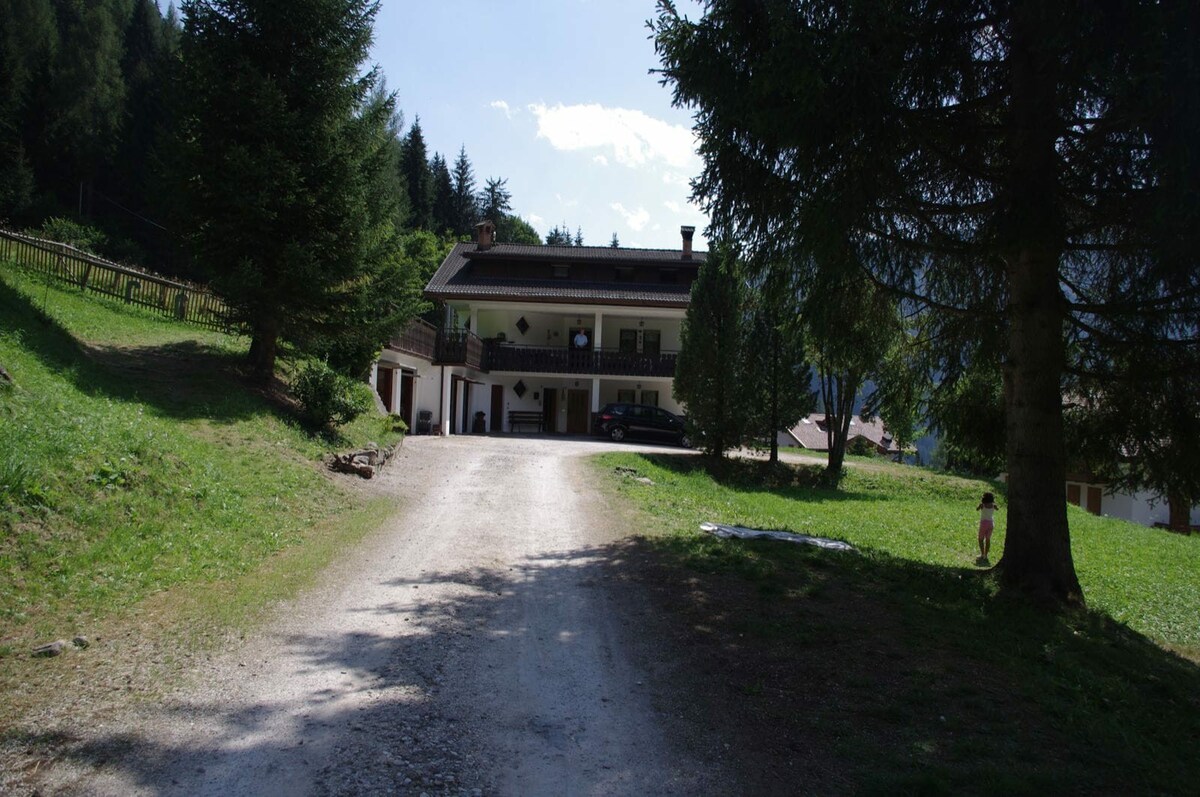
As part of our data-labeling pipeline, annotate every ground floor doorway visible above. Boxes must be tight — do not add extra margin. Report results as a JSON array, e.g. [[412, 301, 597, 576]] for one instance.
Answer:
[[566, 389, 590, 434]]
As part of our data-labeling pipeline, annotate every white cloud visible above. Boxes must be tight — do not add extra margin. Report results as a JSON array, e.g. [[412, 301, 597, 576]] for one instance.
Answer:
[[528, 213, 544, 225], [662, 171, 691, 187], [611, 202, 650, 232], [593, 155, 609, 167], [663, 200, 681, 214], [555, 193, 580, 208], [489, 100, 514, 119], [529, 102, 699, 171]]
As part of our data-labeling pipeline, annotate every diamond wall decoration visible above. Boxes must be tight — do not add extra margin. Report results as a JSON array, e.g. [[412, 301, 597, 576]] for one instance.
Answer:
[[515, 316, 530, 335], [513, 380, 527, 398]]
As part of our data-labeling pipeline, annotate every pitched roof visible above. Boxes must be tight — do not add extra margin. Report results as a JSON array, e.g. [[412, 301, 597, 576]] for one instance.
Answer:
[[425, 242, 706, 308], [781, 414, 900, 453]]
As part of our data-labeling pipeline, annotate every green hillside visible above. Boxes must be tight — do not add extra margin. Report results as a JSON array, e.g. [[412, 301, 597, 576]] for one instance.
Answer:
[[597, 452, 1200, 793], [0, 265, 398, 657]]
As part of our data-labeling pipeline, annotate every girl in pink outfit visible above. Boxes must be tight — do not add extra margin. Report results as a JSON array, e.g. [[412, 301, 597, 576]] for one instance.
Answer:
[[976, 492, 998, 565]]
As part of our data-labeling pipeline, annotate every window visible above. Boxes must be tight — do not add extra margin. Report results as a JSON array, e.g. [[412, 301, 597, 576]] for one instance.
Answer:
[[619, 329, 638, 353], [642, 330, 661, 356], [659, 268, 678, 284], [552, 264, 569, 279], [640, 390, 659, 407], [616, 389, 636, 404], [615, 266, 634, 282]]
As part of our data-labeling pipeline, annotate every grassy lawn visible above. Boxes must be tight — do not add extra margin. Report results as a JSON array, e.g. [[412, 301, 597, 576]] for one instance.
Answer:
[[0, 265, 400, 706], [596, 451, 1200, 794]]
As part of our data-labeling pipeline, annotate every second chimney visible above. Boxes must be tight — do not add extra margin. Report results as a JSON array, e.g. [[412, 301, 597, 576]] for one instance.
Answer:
[[681, 225, 695, 259]]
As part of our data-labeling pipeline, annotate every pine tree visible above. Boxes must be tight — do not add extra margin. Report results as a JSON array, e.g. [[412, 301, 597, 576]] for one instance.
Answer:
[[545, 223, 571, 246], [429, 151, 453, 233], [673, 242, 747, 458], [742, 264, 814, 463], [179, 0, 408, 381], [573, 226, 583, 247], [654, 1, 1200, 603], [477, 176, 511, 225], [0, 0, 56, 221], [48, 0, 129, 217], [609, 232, 619, 248], [400, 116, 432, 229], [448, 144, 477, 235]]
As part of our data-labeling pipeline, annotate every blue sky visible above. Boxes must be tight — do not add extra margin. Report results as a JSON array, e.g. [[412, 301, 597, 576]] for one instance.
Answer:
[[370, 1, 708, 250]]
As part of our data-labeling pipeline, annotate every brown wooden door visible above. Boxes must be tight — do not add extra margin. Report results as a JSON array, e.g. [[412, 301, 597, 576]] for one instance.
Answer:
[[399, 372, 414, 428], [566, 389, 589, 434], [1066, 484, 1081, 506], [376, 367, 395, 411], [490, 385, 503, 432], [449, 378, 459, 434], [543, 388, 557, 433], [1086, 486, 1102, 515]]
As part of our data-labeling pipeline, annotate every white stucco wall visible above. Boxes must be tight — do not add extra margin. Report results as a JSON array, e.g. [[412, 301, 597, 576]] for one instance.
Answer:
[[1067, 481, 1200, 528]]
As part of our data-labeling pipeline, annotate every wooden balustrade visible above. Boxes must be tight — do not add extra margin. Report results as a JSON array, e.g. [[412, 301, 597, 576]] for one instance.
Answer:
[[391, 322, 678, 378], [389, 318, 438, 359], [486, 343, 677, 377]]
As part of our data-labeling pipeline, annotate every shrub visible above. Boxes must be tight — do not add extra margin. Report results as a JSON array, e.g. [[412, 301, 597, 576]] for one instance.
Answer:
[[293, 360, 372, 429], [848, 436, 879, 457], [33, 217, 108, 255]]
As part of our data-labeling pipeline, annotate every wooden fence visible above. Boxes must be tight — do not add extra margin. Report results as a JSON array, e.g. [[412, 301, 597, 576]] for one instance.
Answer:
[[0, 228, 231, 331]]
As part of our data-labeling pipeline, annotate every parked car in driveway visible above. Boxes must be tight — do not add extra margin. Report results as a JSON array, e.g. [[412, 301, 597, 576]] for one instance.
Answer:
[[593, 403, 693, 447]]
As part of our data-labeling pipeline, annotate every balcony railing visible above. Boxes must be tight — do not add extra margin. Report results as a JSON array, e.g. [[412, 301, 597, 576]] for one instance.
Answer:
[[437, 328, 486, 370], [389, 318, 438, 360], [486, 343, 677, 377], [388, 320, 678, 378]]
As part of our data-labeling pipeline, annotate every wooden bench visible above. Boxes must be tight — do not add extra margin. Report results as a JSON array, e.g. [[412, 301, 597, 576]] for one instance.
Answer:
[[507, 410, 545, 433]]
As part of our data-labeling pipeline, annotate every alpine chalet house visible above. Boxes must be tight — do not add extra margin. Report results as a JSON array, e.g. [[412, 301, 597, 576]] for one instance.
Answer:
[[371, 222, 703, 436]]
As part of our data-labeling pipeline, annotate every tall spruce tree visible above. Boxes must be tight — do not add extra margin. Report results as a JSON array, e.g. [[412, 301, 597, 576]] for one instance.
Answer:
[[46, 0, 128, 218], [654, 1, 1200, 604], [429, 151, 453, 233], [743, 264, 814, 463], [0, 0, 56, 221], [400, 116, 432, 229], [179, 0, 405, 381], [448, 144, 476, 235], [477, 176, 511, 226], [673, 242, 747, 458]]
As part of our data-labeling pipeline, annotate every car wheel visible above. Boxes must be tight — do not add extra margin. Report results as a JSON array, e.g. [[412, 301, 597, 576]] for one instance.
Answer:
[[679, 433, 692, 448], [609, 425, 627, 442]]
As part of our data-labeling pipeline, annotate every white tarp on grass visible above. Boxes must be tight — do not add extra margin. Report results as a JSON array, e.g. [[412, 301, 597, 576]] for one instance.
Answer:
[[699, 522, 857, 553]]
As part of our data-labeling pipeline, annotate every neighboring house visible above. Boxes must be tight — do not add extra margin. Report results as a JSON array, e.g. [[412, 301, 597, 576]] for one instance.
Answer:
[[371, 221, 702, 436], [1063, 473, 1200, 529], [777, 413, 902, 456]]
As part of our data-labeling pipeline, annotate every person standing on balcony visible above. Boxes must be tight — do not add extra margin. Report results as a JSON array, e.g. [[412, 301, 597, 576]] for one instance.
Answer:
[[573, 328, 589, 349]]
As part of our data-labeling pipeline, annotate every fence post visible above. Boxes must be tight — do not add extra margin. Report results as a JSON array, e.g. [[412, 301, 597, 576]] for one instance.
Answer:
[[125, 279, 140, 304], [175, 291, 189, 320]]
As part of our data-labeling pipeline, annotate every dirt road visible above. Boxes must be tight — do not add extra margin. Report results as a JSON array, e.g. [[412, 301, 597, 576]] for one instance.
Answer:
[[28, 435, 727, 796]]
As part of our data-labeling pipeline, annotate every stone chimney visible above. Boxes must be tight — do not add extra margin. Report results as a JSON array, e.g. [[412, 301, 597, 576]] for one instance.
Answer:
[[680, 225, 695, 259], [474, 220, 496, 250]]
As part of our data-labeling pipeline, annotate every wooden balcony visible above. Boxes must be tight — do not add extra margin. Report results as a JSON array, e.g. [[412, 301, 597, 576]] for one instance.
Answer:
[[389, 320, 678, 377], [436, 328, 486, 370], [486, 343, 677, 377], [389, 318, 438, 360]]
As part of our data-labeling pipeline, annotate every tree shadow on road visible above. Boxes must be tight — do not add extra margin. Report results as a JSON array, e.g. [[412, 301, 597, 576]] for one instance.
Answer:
[[6, 534, 1200, 796]]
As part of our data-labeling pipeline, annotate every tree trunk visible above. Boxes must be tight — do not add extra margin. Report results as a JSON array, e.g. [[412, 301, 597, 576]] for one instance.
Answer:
[[821, 370, 855, 483], [248, 316, 279, 383], [769, 325, 779, 463], [995, 3, 1083, 605], [1167, 492, 1192, 534]]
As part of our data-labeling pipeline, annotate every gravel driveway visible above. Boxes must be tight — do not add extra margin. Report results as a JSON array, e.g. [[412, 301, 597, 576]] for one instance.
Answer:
[[31, 435, 727, 796]]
